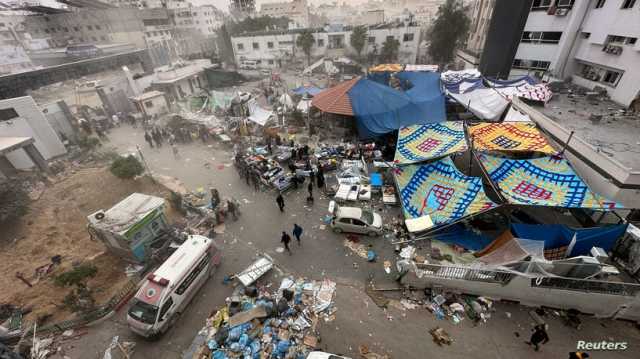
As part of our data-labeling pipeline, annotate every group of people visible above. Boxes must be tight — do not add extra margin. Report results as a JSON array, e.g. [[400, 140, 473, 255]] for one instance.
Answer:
[[279, 223, 304, 255]]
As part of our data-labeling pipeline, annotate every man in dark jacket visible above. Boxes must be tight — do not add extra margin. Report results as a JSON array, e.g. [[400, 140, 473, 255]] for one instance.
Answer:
[[526, 324, 549, 351], [280, 231, 292, 255], [276, 193, 285, 212], [292, 224, 303, 245]]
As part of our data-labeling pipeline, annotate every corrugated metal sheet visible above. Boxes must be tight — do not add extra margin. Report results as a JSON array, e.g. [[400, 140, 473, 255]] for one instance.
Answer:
[[311, 77, 359, 116]]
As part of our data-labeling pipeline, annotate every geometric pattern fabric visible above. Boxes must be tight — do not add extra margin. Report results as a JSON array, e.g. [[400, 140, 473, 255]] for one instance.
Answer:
[[469, 122, 555, 154], [477, 153, 619, 209], [394, 157, 498, 226], [394, 122, 468, 165]]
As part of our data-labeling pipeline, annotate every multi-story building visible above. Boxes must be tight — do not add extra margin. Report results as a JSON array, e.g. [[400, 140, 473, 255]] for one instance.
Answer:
[[461, 0, 640, 107], [0, 11, 34, 74], [259, 0, 310, 28], [230, 22, 421, 68]]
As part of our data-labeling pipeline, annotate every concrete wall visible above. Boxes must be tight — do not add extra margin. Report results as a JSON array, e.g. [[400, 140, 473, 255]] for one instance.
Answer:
[[402, 270, 640, 321], [41, 101, 76, 140], [0, 96, 66, 169], [138, 95, 168, 117]]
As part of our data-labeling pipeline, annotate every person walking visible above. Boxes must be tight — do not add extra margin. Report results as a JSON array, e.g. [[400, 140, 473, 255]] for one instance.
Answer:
[[280, 231, 292, 255], [276, 193, 285, 212], [171, 143, 179, 158], [292, 224, 303, 246], [144, 131, 154, 148], [526, 324, 549, 351], [227, 199, 238, 221], [307, 181, 313, 197]]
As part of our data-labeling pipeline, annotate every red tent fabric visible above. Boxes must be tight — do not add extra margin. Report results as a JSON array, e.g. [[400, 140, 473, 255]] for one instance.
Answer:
[[310, 77, 360, 116]]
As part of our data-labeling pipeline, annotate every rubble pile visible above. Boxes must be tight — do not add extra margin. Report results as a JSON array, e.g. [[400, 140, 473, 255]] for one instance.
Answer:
[[186, 277, 337, 359]]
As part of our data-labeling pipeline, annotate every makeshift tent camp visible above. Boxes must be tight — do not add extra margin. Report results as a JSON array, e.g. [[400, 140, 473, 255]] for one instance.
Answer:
[[478, 153, 620, 209], [246, 99, 273, 126], [503, 105, 532, 122], [313, 73, 446, 138], [394, 122, 468, 165], [468, 122, 555, 154], [394, 156, 497, 227], [348, 77, 445, 138], [477, 237, 546, 266], [486, 76, 553, 103], [441, 69, 481, 83], [511, 223, 628, 257], [444, 78, 509, 121]]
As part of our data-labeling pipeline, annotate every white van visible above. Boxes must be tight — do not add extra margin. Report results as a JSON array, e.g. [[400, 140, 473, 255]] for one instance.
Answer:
[[127, 235, 221, 338]]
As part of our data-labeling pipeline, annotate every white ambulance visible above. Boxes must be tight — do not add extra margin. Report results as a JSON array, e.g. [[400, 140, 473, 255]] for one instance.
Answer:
[[127, 235, 221, 338]]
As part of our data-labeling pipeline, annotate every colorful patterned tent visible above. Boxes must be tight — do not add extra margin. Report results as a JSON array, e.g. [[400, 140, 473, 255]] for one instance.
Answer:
[[478, 153, 619, 209], [369, 64, 404, 72], [394, 122, 468, 164], [394, 157, 498, 226], [469, 122, 556, 154]]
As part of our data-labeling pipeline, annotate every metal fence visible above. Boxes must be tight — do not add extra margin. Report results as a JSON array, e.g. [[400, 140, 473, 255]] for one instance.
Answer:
[[414, 263, 515, 285]]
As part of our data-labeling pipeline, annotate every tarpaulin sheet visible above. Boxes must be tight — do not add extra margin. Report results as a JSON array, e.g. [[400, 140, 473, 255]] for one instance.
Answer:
[[394, 156, 497, 226], [504, 106, 531, 122], [487, 76, 552, 103], [431, 224, 493, 251], [468, 122, 555, 154], [395, 71, 446, 123], [291, 85, 323, 96], [477, 238, 545, 265], [394, 122, 467, 165], [210, 90, 233, 109], [246, 99, 273, 126], [369, 64, 404, 72], [478, 153, 620, 209], [348, 78, 426, 138], [441, 69, 481, 84], [445, 78, 509, 121], [511, 223, 628, 256]]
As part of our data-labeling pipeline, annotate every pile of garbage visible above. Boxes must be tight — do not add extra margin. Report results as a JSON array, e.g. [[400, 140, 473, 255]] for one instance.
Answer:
[[185, 277, 337, 359]]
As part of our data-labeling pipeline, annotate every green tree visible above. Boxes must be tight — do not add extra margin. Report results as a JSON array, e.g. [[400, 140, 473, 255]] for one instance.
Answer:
[[428, 0, 470, 66], [110, 155, 144, 179], [296, 30, 315, 66], [380, 37, 400, 63], [350, 26, 368, 60], [0, 181, 29, 224], [216, 24, 235, 65]]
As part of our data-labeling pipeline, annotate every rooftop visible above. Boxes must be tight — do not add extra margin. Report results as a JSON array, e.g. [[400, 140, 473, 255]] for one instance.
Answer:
[[89, 193, 165, 234], [540, 88, 640, 170]]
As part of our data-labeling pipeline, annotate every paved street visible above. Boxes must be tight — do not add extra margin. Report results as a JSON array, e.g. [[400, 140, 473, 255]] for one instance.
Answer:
[[55, 125, 640, 359]]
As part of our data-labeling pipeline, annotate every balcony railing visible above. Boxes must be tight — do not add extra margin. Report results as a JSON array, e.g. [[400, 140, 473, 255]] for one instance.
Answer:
[[602, 44, 623, 55], [415, 263, 515, 285]]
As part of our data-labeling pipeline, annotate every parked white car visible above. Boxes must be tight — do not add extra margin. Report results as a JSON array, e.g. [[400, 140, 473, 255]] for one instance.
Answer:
[[307, 351, 351, 359], [329, 201, 383, 236]]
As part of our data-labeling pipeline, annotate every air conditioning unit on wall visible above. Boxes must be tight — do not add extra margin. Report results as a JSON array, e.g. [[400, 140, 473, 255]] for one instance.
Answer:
[[555, 8, 569, 16]]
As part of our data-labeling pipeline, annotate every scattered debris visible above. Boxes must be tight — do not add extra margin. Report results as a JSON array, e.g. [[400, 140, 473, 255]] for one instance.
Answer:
[[429, 327, 452, 346]]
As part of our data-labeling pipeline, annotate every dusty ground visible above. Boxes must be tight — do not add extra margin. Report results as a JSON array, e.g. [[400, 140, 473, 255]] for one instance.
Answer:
[[0, 166, 173, 325]]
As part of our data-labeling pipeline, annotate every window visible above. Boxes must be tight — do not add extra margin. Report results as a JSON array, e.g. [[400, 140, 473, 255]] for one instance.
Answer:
[[627, 37, 638, 45], [595, 0, 606, 8], [368, 36, 375, 44], [386, 35, 394, 42], [0, 108, 19, 122], [91, 36, 97, 42], [556, 0, 575, 7], [252, 42, 259, 49], [403, 33, 414, 42], [328, 34, 344, 49], [621, 0, 636, 9], [63, 27, 69, 32], [339, 218, 351, 224], [581, 32, 591, 39], [512, 59, 551, 70], [159, 297, 173, 319], [352, 219, 365, 226], [95, 25, 101, 30], [73, 26, 79, 31], [317, 39, 324, 47], [608, 35, 626, 43], [531, 0, 552, 10], [100, 36, 106, 41], [175, 256, 210, 295], [268, 59, 274, 65], [87, 25, 93, 30], [44, 29, 50, 34], [267, 41, 274, 49], [144, 101, 154, 108], [603, 70, 620, 85], [521, 31, 562, 44]]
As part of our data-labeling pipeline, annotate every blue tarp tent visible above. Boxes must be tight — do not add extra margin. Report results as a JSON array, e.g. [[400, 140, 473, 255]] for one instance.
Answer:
[[432, 224, 493, 251], [511, 223, 628, 256], [395, 71, 446, 123], [291, 86, 323, 96], [348, 76, 445, 138]]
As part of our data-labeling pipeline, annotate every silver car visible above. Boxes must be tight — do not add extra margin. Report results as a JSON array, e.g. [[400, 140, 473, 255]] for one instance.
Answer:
[[329, 201, 383, 236]]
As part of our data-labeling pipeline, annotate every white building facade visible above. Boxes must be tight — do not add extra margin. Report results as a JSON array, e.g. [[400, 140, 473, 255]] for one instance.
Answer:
[[231, 23, 421, 68], [260, 0, 310, 28]]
